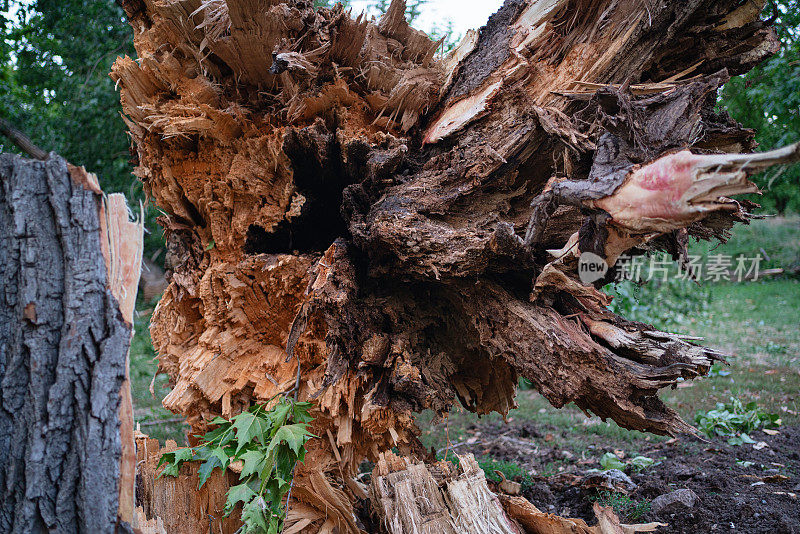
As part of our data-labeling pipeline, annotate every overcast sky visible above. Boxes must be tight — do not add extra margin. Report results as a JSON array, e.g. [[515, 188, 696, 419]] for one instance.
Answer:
[[347, 0, 504, 39]]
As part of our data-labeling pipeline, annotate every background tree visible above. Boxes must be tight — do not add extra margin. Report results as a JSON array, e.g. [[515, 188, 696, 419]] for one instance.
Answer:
[[0, 0, 163, 254], [719, 1, 800, 213]]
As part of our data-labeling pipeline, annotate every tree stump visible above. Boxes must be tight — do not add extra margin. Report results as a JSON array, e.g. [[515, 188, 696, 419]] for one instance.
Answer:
[[0, 154, 142, 532]]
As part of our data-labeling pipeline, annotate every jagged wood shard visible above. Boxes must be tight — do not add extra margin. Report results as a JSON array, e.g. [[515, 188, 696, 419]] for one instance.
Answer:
[[111, 0, 793, 531]]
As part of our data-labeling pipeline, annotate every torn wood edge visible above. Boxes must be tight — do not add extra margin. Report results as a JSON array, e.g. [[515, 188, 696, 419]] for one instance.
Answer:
[[100, 189, 144, 527], [66, 163, 144, 527], [370, 452, 519, 534]]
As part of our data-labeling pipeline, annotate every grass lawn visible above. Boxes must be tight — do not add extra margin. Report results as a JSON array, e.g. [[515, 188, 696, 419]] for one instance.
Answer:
[[130, 217, 800, 452], [669, 279, 800, 423], [130, 300, 189, 443]]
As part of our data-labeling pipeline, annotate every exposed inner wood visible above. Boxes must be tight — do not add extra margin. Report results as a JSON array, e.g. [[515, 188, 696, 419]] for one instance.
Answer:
[[370, 452, 519, 534], [111, 0, 789, 531], [100, 190, 145, 528]]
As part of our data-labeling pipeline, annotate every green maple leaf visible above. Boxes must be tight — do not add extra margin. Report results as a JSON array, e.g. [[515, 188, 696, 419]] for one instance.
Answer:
[[268, 515, 280, 534], [156, 451, 175, 469], [259, 451, 276, 482], [197, 459, 219, 488], [269, 401, 293, 431], [292, 402, 314, 424], [273, 445, 295, 483], [197, 447, 229, 488], [201, 424, 234, 447], [239, 450, 267, 478], [174, 447, 195, 462], [233, 412, 270, 452], [158, 462, 181, 478], [241, 498, 269, 532], [224, 482, 257, 515], [156, 448, 195, 478], [192, 444, 213, 461], [161, 399, 317, 533], [296, 445, 307, 464], [269, 423, 313, 456], [273, 475, 290, 494], [261, 477, 283, 509], [212, 446, 230, 469]]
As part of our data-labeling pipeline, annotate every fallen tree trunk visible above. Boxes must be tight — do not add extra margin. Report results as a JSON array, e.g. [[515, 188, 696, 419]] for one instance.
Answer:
[[110, 0, 797, 531], [0, 154, 143, 532]]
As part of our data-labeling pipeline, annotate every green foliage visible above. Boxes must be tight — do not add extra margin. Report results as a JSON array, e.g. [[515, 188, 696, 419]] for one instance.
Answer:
[[598, 452, 625, 471], [719, 1, 800, 214], [407, 0, 425, 21], [593, 491, 651, 521], [599, 452, 655, 473], [605, 276, 711, 331], [627, 455, 655, 472], [707, 362, 731, 378], [0, 0, 164, 259], [315, 0, 425, 22], [690, 217, 800, 272], [158, 398, 316, 534], [313, 0, 350, 8], [365, 0, 426, 20], [518, 377, 534, 390], [695, 397, 781, 446], [428, 19, 460, 56], [331, 0, 460, 53]]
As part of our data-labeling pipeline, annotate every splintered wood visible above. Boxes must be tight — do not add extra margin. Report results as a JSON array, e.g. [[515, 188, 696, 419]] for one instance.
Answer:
[[501, 496, 665, 534], [96, 179, 145, 528], [112, 0, 792, 531], [370, 453, 665, 534], [371, 453, 518, 534]]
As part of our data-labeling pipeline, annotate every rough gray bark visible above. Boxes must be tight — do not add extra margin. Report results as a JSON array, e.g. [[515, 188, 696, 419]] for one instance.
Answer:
[[0, 154, 131, 533]]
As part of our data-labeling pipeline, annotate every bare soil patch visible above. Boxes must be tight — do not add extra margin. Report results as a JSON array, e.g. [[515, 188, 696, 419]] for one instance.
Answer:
[[455, 421, 800, 533]]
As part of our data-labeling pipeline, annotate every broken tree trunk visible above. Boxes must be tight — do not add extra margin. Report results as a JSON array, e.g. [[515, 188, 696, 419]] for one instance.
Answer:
[[0, 154, 143, 532], [111, 0, 798, 531]]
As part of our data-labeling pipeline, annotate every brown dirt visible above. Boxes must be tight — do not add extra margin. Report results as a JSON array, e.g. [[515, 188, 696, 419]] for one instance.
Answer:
[[455, 422, 800, 534]]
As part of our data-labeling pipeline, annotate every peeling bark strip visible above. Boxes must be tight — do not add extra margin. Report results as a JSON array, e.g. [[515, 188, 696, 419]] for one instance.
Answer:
[[112, 0, 794, 531], [0, 154, 138, 533]]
